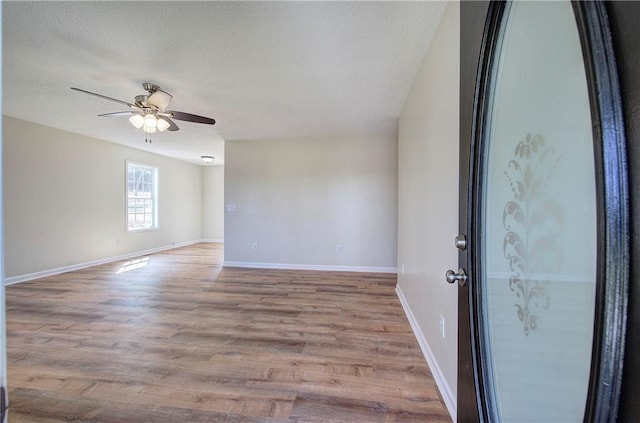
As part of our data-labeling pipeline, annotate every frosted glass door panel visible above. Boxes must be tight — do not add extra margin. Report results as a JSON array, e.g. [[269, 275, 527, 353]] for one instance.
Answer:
[[480, 1, 597, 421]]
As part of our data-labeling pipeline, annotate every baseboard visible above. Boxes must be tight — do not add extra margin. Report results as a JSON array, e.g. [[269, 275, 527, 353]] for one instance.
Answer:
[[223, 261, 397, 274], [5, 239, 204, 285], [199, 238, 224, 243], [396, 285, 457, 421]]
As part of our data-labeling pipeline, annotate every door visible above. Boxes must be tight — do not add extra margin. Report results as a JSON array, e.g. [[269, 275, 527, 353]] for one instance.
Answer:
[[457, 1, 635, 421]]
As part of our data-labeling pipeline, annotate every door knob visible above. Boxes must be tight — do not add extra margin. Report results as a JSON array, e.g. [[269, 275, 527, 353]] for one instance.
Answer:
[[445, 268, 468, 286]]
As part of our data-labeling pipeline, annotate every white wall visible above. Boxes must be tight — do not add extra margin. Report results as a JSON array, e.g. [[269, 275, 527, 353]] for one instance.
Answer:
[[202, 165, 224, 241], [224, 137, 397, 271], [3, 116, 203, 278], [397, 1, 459, 418]]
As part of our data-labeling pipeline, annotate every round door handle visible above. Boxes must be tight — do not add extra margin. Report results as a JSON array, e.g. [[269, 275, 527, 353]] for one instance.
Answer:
[[445, 268, 468, 286]]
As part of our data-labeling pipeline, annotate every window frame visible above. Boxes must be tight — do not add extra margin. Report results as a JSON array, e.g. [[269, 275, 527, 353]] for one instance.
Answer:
[[125, 160, 159, 233]]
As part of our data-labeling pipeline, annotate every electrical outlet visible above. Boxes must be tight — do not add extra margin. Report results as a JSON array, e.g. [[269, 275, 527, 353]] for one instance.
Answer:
[[401, 264, 405, 276], [439, 315, 446, 338], [336, 244, 343, 254], [252, 242, 258, 251]]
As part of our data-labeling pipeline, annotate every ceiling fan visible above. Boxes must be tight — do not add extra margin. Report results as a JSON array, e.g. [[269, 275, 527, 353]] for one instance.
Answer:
[[71, 83, 216, 141]]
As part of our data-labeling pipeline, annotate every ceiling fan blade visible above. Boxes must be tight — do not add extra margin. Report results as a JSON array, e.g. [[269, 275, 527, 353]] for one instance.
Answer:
[[165, 110, 216, 125], [147, 90, 173, 110], [161, 117, 180, 131], [98, 111, 136, 117], [71, 87, 135, 108]]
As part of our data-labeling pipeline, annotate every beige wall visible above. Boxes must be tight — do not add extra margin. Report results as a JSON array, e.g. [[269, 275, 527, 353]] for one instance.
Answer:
[[224, 137, 397, 270], [397, 1, 459, 417], [202, 165, 224, 241], [3, 116, 203, 278], [0, 115, 6, 395]]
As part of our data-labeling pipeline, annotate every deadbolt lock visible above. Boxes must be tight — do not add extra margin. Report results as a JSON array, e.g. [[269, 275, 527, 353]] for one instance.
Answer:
[[454, 234, 467, 250]]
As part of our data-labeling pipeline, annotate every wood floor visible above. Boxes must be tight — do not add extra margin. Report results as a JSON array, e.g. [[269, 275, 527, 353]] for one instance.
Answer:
[[5, 243, 450, 422]]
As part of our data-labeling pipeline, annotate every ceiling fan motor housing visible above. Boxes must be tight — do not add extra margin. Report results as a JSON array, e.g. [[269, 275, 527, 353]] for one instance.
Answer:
[[135, 95, 149, 108], [142, 83, 160, 94]]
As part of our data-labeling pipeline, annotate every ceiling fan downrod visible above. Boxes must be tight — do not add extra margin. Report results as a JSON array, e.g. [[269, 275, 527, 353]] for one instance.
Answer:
[[142, 82, 160, 94]]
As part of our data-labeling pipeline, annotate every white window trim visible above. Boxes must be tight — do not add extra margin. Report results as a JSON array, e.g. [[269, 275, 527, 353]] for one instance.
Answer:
[[125, 160, 159, 233]]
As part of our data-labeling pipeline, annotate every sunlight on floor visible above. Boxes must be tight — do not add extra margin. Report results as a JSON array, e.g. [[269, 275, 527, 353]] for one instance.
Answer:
[[116, 257, 149, 274]]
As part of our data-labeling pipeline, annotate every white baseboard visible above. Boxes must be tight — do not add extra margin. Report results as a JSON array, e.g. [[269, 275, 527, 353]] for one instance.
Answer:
[[199, 238, 224, 243], [396, 285, 457, 421], [5, 239, 207, 285], [223, 261, 397, 274]]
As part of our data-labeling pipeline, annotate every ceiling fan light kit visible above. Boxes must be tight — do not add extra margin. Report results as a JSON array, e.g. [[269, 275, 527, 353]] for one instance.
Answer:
[[128, 114, 144, 129], [143, 114, 157, 129], [156, 118, 170, 132], [71, 83, 216, 142]]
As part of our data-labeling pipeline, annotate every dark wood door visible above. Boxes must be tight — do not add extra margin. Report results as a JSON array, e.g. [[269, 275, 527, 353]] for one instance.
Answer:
[[458, 2, 489, 422], [458, 1, 638, 421]]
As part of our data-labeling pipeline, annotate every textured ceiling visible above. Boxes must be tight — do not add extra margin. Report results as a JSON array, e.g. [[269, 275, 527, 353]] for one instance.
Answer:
[[3, 1, 446, 165]]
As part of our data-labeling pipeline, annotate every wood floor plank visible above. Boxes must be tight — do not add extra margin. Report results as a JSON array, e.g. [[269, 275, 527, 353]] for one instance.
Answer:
[[6, 243, 451, 422]]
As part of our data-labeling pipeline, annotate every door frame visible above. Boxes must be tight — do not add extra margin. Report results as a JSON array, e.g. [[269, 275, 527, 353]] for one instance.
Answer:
[[458, 1, 630, 421], [606, 2, 640, 420]]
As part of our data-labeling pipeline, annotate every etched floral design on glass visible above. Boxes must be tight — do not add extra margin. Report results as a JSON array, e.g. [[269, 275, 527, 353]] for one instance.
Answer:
[[503, 134, 563, 335]]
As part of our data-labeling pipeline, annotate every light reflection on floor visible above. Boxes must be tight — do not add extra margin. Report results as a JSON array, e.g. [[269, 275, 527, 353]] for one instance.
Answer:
[[116, 257, 149, 274]]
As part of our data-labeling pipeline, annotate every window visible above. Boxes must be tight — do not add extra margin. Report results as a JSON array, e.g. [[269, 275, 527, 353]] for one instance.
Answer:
[[126, 161, 158, 232]]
